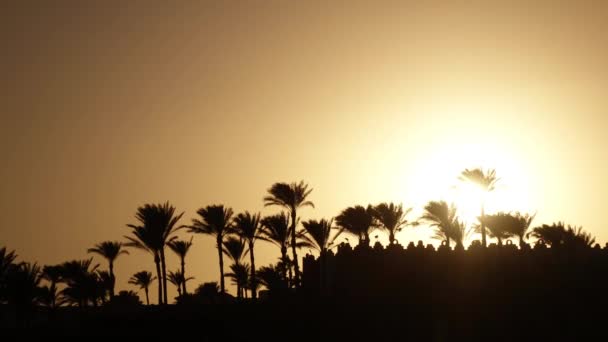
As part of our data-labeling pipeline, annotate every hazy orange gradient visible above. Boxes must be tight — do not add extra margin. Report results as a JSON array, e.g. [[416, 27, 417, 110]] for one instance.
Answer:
[[1, 1, 607, 303]]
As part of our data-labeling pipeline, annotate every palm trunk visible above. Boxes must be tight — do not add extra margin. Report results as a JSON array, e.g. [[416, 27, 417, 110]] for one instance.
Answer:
[[446, 237, 451, 248], [160, 248, 168, 305], [280, 246, 288, 282], [181, 258, 187, 295], [249, 241, 257, 299], [290, 210, 301, 288], [154, 253, 163, 305], [109, 261, 115, 298], [481, 205, 487, 247], [389, 232, 395, 245], [217, 236, 225, 293], [519, 234, 525, 249], [145, 287, 150, 305]]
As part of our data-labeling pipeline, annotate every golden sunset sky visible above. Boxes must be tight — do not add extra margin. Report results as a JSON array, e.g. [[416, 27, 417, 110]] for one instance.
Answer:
[[2, 1, 607, 302]]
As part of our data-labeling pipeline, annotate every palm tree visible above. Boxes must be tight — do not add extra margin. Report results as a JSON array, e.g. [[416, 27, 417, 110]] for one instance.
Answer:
[[420, 201, 458, 247], [168, 238, 193, 295], [477, 213, 514, 246], [301, 219, 342, 254], [459, 168, 499, 247], [260, 212, 292, 282], [168, 270, 194, 300], [222, 237, 248, 297], [528, 222, 596, 249], [0, 247, 17, 303], [126, 202, 184, 304], [5, 262, 42, 325], [87, 241, 129, 298], [41, 265, 63, 309], [373, 202, 413, 245], [225, 263, 250, 298], [129, 271, 156, 305], [188, 204, 234, 294], [335, 205, 376, 247], [232, 211, 263, 299], [264, 181, 314, 288], [506, 212, 535, 248], [257, 264, 288, 296], [57, 259, 100, 308]]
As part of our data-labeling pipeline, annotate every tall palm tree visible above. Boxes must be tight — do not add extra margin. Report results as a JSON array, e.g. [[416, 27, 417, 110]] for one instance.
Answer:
[[260, 212, 292, 282], [373, 202, 413, 245], [129, 271, 156, 305], [87, 241, 129, 298], [420, 201, 458, 247], [126, 202, 184, 304], [335, 205, 376, 247], [189, 204, 234, 294], [264, 181, 314, 288], [459, 168, 499, 247], [232, 211, 263, 299], [168, 238, 193, 295], [222, 236, 248, 297]]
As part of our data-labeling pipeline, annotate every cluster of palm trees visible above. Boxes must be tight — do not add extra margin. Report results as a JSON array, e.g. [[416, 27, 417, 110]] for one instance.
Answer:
[[1, 169, 601, 311]]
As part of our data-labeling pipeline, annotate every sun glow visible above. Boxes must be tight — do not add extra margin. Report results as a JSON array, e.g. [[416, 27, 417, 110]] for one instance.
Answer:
[[401, 141, 536, 245]]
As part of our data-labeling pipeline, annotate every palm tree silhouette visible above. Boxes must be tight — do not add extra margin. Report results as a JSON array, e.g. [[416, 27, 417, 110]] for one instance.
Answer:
[[260, 212, 292, 282], [225, 263, 250, 298], [528, 222, 596, 249], [125, 202, 184, 305], [301, 218, 342, 254], [41, 265, 63, 310], [87, 241, 129, 298], [188, 204, 234, 294], [232, 211, 263, 299], [129, 271, 156, 305], [420, 201, 459, 247], [335, 205, 376, 247], [264, 181, 314, 288], [507, 212, 535, 248], [168, 269, 194, 299], [222, 236, 248, 297], [257, 264, 288, 295], [459, 168, 499, 248], [5, 262, 41, 326], [0, 246, 17, 301], [477, 213, 513, 246], [372, 202, 413, 245], [168, 238, 193, 295], [57, 258, 100, 308]]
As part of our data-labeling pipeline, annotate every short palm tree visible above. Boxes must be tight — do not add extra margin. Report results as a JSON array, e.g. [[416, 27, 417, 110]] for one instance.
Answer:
[[167, 269, 194, 299], [301, 218, 342, 255], [373, 202, 413, 245], [41, 265, 63, 309], [264, 181, 314, 288], [335, 205, 376, 247], [225, 263, 250, 298], [260, 212, 292, 281], [506, 212, 535, 248], [222, 236, 248, 297], [57, 259, 100, 308], [528, 222, 595, 249], [459, 168, 499, 247], [87, 241, 129, 297], [420, 201, 458, 247], [125, 202, 184, 305], [5, 262, 42, 324], [168, 238, 193, 295], [188, 204, 234, 294], [129, 271, 156, 305], [232, 211, 263, 299], [477, 213, 514, 246]]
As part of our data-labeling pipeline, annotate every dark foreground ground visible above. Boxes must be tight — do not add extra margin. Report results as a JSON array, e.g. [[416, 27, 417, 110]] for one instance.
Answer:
[[1, 295, 606, 341]]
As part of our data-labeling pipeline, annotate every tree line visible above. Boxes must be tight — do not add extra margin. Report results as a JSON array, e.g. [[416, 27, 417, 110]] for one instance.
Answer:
[[0, 168, 600, 320]]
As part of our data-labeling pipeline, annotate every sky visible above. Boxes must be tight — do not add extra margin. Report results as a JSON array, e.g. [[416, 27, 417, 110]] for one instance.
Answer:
[[2, 1, 608, 303]]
